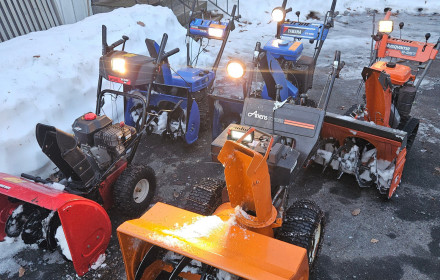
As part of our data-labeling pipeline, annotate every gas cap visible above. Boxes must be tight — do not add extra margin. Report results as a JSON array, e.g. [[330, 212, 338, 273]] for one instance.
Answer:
[[386, 62, 396, 68], [84, 112, 97, 120]]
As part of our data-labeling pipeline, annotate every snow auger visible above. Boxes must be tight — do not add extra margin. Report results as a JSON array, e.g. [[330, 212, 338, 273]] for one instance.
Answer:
[[313, 10, 440, 198], [115, 50, 344, 280], [211, 0, 337, 138], [0, 26, 178, 276], [124, 4, 239, 144], [118, 127, 325, 280]]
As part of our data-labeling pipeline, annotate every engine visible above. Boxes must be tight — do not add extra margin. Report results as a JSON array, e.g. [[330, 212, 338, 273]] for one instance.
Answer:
[[72, 112, 136, 170]]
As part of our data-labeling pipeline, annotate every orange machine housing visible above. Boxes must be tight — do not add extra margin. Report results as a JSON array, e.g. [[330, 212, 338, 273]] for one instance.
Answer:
[[370, 61, 414, 85], [117, 129, 310, 280]]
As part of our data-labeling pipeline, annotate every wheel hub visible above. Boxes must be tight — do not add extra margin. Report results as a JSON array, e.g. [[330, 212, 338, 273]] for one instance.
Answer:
[[133, 179, 150, 203]]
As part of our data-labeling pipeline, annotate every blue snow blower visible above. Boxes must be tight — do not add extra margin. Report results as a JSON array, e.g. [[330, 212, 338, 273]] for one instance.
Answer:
[[211, 0, 337, 139], [124, 4, 238, 144]]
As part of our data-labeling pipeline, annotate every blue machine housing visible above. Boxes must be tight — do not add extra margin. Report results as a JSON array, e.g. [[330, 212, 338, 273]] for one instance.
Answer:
[[148, 40, 215, 93], [263, 39, 304, 62], [280, 22, 329, 41], [172, 67, 215, 93], [260, 52, 299, 100], [124, 85, 200, 144]]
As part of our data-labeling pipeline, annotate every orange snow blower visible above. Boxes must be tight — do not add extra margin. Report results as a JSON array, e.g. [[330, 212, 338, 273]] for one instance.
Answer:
[[314, 10, 439, 198], [118, 128, 324, 280]]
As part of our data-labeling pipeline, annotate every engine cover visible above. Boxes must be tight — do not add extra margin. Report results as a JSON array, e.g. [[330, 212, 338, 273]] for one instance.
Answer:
[[72, 114, 112, 146], [94, 124, 135, 157]]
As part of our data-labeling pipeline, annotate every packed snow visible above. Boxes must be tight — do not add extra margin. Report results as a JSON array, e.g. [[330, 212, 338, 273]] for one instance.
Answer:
[[55, 226, 72, 261], [163, 215, 225, 239], [90, 253, 106, 270], [0, 237, 38, 277]]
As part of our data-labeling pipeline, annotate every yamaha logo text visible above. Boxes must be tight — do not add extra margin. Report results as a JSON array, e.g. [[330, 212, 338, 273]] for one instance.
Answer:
[[287, 28, 303, 35]]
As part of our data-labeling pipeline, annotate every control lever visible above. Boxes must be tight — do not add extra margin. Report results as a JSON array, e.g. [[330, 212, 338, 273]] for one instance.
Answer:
[[273, 96, 292, 111], [399, 22, 404, 39], [423, 32, 431, 51]]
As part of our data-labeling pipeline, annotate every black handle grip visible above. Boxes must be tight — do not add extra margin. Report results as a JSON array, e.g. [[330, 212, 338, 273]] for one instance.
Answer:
[[230, 4, 237, 18], [285, 7, 292, 13], [21, 173, 50, 184], [156, 33, 169, 64], [162, 48, 180, 60], [334, 50, 341, 64], [331, 0, 337, 13], [282, 0, 288, 9], [110, 39, 124, 50]]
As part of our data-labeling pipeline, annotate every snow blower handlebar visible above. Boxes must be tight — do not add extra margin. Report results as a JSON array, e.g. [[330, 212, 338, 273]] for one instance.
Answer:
[[101, 25, 129, 55], [414, 36, 440, 91], [322, 50, 343, 111]]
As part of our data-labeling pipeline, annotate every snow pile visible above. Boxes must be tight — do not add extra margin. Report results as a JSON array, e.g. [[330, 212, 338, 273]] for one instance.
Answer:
[[163, 215, 225, 239], [55, 226, 72, 261], [90, 253, 106, 270], [44, 182, 65, 191], [0, 237, 37, 277], [234, 0, 440, 22], [0, 4, 187, 176]]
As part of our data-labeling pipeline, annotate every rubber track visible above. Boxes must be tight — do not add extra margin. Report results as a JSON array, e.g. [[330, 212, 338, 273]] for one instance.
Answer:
[[185, 178, 225, 215], [193, 91, 210, 132], [277, 199, 325, 272]]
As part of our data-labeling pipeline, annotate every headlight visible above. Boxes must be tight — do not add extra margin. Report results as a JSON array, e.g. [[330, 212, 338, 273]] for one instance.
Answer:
[[226, 60, 246, 79], [208, 28, 224, 38], [378, 20, 393, 33], [229, 129, 254, 143], [271, 7, 285, 22], [111, 58, 126, 74]]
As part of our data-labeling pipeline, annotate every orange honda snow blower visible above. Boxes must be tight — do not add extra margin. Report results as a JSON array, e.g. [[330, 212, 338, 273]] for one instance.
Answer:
[[314, 10, 439, 198], [118, 128, 324, 280]]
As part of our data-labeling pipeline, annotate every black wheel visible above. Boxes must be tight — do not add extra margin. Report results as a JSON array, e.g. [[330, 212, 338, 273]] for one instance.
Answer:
[[401, 117, 419, 153], [277, 199, 325, 272], [113, 165, 156, 217], [185, 178, 225, 215], [193, 91, 210, 132]]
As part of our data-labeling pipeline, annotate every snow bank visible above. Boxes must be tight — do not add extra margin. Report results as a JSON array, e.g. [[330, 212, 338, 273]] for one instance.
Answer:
[[233, 0, 440, 23], [0, 5, 187, 176]]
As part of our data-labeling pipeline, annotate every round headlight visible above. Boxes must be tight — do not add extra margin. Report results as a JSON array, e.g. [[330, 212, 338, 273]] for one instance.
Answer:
[[226, 60, 246, 79], [271, 7, 285, 22]]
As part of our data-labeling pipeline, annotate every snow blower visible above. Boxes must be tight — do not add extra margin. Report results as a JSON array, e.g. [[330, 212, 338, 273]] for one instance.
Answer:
[[117, 126, 325, 280], [115, 50, 342, 280], [0, 26, 178, 276], [211, 0, 337, 138], [313, 10, 439, 198], [124, 4, 239, 144]]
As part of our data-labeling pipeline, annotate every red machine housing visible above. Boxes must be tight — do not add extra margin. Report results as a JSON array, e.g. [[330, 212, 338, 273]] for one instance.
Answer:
[[0, 173, 111, 276]]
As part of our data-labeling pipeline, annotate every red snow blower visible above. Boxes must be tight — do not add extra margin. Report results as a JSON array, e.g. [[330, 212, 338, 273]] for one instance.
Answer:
[[0, 25, 178, 276]]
